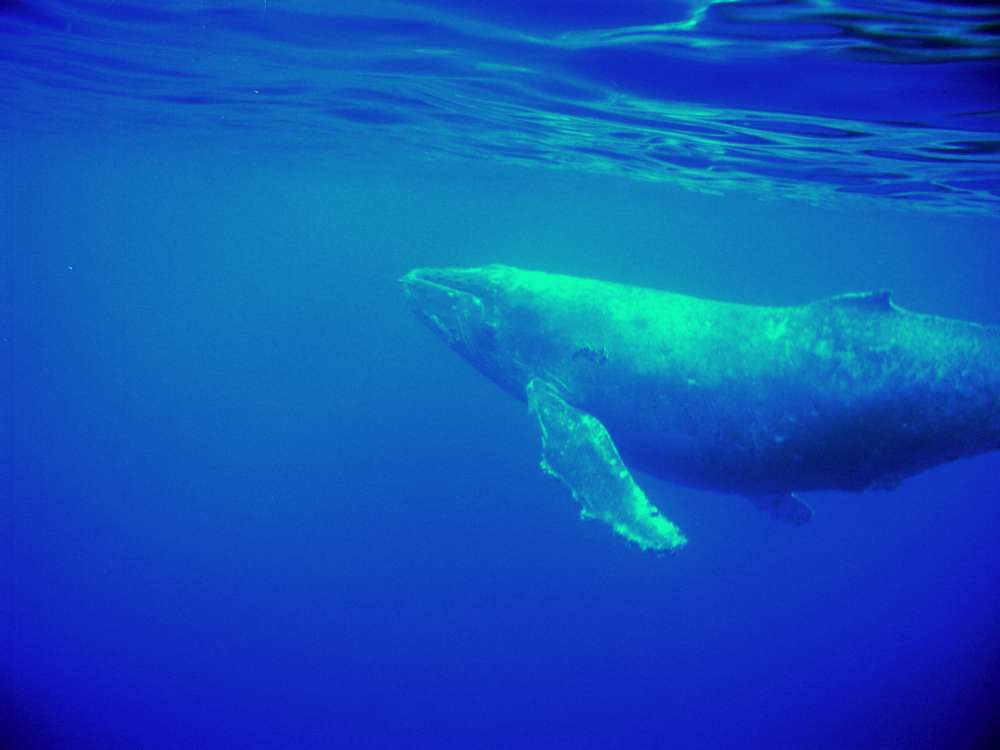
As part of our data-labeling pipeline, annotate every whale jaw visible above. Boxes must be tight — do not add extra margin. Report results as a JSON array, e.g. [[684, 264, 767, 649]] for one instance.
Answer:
[[400, 267, 492, 348]]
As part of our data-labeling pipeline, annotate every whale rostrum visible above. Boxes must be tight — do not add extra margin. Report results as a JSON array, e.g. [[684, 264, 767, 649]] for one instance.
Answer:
[[401, 264, 1000, 551]]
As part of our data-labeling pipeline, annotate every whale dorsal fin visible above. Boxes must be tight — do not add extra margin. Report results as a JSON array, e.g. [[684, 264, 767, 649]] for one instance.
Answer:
[[820, 290, 895, 312], [526, 378, 687, 552]]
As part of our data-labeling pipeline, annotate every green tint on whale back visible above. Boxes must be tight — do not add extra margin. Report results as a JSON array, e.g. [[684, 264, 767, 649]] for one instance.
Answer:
[[526, 378, 688, 552]]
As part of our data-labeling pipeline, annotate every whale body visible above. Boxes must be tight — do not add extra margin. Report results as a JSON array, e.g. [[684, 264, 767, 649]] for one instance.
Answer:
[[401, 264, 1000, 550]]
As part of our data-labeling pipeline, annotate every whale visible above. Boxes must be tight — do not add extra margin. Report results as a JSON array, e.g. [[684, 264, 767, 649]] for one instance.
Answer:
[[401, 264, 1000, 551]]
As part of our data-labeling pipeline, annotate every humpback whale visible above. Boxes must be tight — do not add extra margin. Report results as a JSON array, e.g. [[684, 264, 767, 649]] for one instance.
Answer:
[[401, 265, 1000, 551]]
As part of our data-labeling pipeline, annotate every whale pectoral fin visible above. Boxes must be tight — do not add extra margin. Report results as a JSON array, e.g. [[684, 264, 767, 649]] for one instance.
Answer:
[[525, 378, 687, 551], [747, 492, 813, 525]]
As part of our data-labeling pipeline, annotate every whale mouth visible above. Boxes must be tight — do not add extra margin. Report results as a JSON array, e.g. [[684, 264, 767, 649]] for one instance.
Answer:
[[400, 267, 491, 346], [400, 267, 483, 308], [400, 267, 489, 297]]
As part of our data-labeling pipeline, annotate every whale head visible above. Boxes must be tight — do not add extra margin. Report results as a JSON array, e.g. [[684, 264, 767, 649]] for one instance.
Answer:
[[400, 266, 500, 350], [401, 264, 564, 394]]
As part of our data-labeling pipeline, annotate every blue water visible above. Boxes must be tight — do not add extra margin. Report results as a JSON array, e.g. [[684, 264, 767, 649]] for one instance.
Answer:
[[3, 2, 999, 749]]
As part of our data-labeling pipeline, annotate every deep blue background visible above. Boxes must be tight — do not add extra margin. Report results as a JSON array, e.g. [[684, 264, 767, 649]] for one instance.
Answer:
[[3, 1, 1000, 748], [5, 136, 999, 749]]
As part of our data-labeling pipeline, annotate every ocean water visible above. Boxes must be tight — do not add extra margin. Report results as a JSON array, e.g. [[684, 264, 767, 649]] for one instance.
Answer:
[[3, 2, 1000, 749]]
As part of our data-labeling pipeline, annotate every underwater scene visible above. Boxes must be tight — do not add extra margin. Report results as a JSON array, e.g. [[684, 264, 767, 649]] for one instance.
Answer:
[[3, 1, 1000, 748]]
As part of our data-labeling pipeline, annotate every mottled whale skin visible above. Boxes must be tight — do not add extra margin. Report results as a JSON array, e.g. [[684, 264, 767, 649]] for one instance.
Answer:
[[402, 264, 1000, 549]]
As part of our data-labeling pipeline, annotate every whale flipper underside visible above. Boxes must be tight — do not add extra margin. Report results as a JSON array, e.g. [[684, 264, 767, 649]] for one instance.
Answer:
[[526, 378, 687, 551]]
